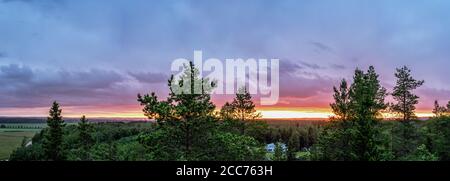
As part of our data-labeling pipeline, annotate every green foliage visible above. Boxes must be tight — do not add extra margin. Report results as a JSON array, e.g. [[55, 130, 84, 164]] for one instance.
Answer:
[[10, 121, 155, 161], [405, 144, 438, 161], [138, 127, 185, 161], [43, 101, 66, 161], [312, 121, 353, 161], [207, 132, 265, 161], [137, 62, 264, 161], [273, 142, 287, 161], [9, 143, 45, 161], [423, 116, 450, 160], [287, 131, 300, 161], [313, 66, 389, 161], [390, 121, 421, 160], [77, 115, 93, 160], [348, 66, 388, 121], [433, 100, 448, 117], [116, 138, 149, 161], [220, 87, 262, 134], [330, 79, 351, 121], [391, 66, 424, 121], [90, 143, 118, 161]]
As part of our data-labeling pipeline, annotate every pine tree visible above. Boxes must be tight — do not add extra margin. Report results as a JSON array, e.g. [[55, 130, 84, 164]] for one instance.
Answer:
[[447, 101, 450, 113], [391, 66, 424, 122], [230, 87, 262, 134], [287, 132, 300, 161], [348, 66, 388, 161], [273, 142, 286, 161], [138, 61, 217, 160], [232, 87, 261, 121], [318, 66, 388, 161], [43, 101, 66, 161], [78, 115, 93, 160], [220, 102, 235, 121], [349, 66, 388, 121], [330, 79, 351, 121], [432, 100, 447, 117]]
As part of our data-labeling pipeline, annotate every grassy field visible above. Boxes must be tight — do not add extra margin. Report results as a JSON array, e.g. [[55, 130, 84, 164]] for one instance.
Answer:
[[0, 129, 40, 160]]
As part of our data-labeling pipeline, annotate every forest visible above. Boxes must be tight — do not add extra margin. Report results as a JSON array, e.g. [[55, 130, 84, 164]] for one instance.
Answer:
[[8, 63, 450, 161]]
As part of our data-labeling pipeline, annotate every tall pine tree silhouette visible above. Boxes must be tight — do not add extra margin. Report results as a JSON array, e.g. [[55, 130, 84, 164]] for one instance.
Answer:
[[138, 61, 216, 160], [230, 87, 261, 134], [330, 79, 351, 121], [43, 101, 66, 161], [391, 66, 424, 122], [78, 115, 93, 160]]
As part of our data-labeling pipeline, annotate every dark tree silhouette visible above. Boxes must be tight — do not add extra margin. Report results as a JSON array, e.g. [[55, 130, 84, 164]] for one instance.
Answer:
[[315, 66, 388, 161], [391, 66, 424, 122], [330, 79, 351, 121], [138, 61, 217, 160], [43, 101, 66, 161], [78, 115, 93, 160], [433, 100, 447, 117], [222, 87, 262, 134]]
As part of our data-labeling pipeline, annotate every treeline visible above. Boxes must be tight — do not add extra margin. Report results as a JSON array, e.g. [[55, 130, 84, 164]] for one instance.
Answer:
[[10, 62, 280, 161], [312, 66, 450, 161], [0, 118, 46, 124], [9, 63, 450, 161]]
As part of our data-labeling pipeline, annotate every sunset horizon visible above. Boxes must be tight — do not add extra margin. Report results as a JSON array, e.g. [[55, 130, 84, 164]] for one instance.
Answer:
[[1, 0, 450, 121], [0, 104, 437, 119], [2, 0, 450, 176]]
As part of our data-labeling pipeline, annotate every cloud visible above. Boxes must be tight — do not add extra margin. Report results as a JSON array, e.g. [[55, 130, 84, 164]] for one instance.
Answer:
[[415, 87, 450, 109], [330, 64, 346, 70], [310, 41, 334, 54], [279, 72, 335, 99], [0, 64, 33, 82], [279, 60, 302, 74], [298, 60, 324, 70], [128, 72, 168, 84], [279, 59, 325, 72], [1, 0, 450, 112], [0, 64, 132, 108]]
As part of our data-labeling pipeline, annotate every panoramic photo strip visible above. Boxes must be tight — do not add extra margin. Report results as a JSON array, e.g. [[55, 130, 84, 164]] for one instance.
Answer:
[[0, 0, 449, 179]]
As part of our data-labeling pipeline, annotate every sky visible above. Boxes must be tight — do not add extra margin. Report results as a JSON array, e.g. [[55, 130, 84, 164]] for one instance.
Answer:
[[0, 0, 450, 118]]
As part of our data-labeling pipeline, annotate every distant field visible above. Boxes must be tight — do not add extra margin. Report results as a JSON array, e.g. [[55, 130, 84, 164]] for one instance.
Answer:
[[0, 130, 39, 160]]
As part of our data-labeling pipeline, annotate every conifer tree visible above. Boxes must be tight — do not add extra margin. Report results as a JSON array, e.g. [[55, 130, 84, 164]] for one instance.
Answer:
[[138, 61, 217, 160], [220, 102, 235, 121], [273, 142, 286, 161], [287, 132, 300, 161], [447, 101, 450, 113], [317, 66, 388, 161], [330, 79, 351, 121], [78, 115, 93, 160], [349, 66, 388, 121], [43, 101, 66, 161], [232, 87, 261, 121], [432, 100, 447, 117], [348, 66, 388, 161], [229, 87, 262, 134], [391, 66, 424, 122]]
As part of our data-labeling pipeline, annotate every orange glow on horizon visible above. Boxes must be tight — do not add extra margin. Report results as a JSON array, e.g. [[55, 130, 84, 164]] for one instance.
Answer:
[[0, 105, 436, 120]]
